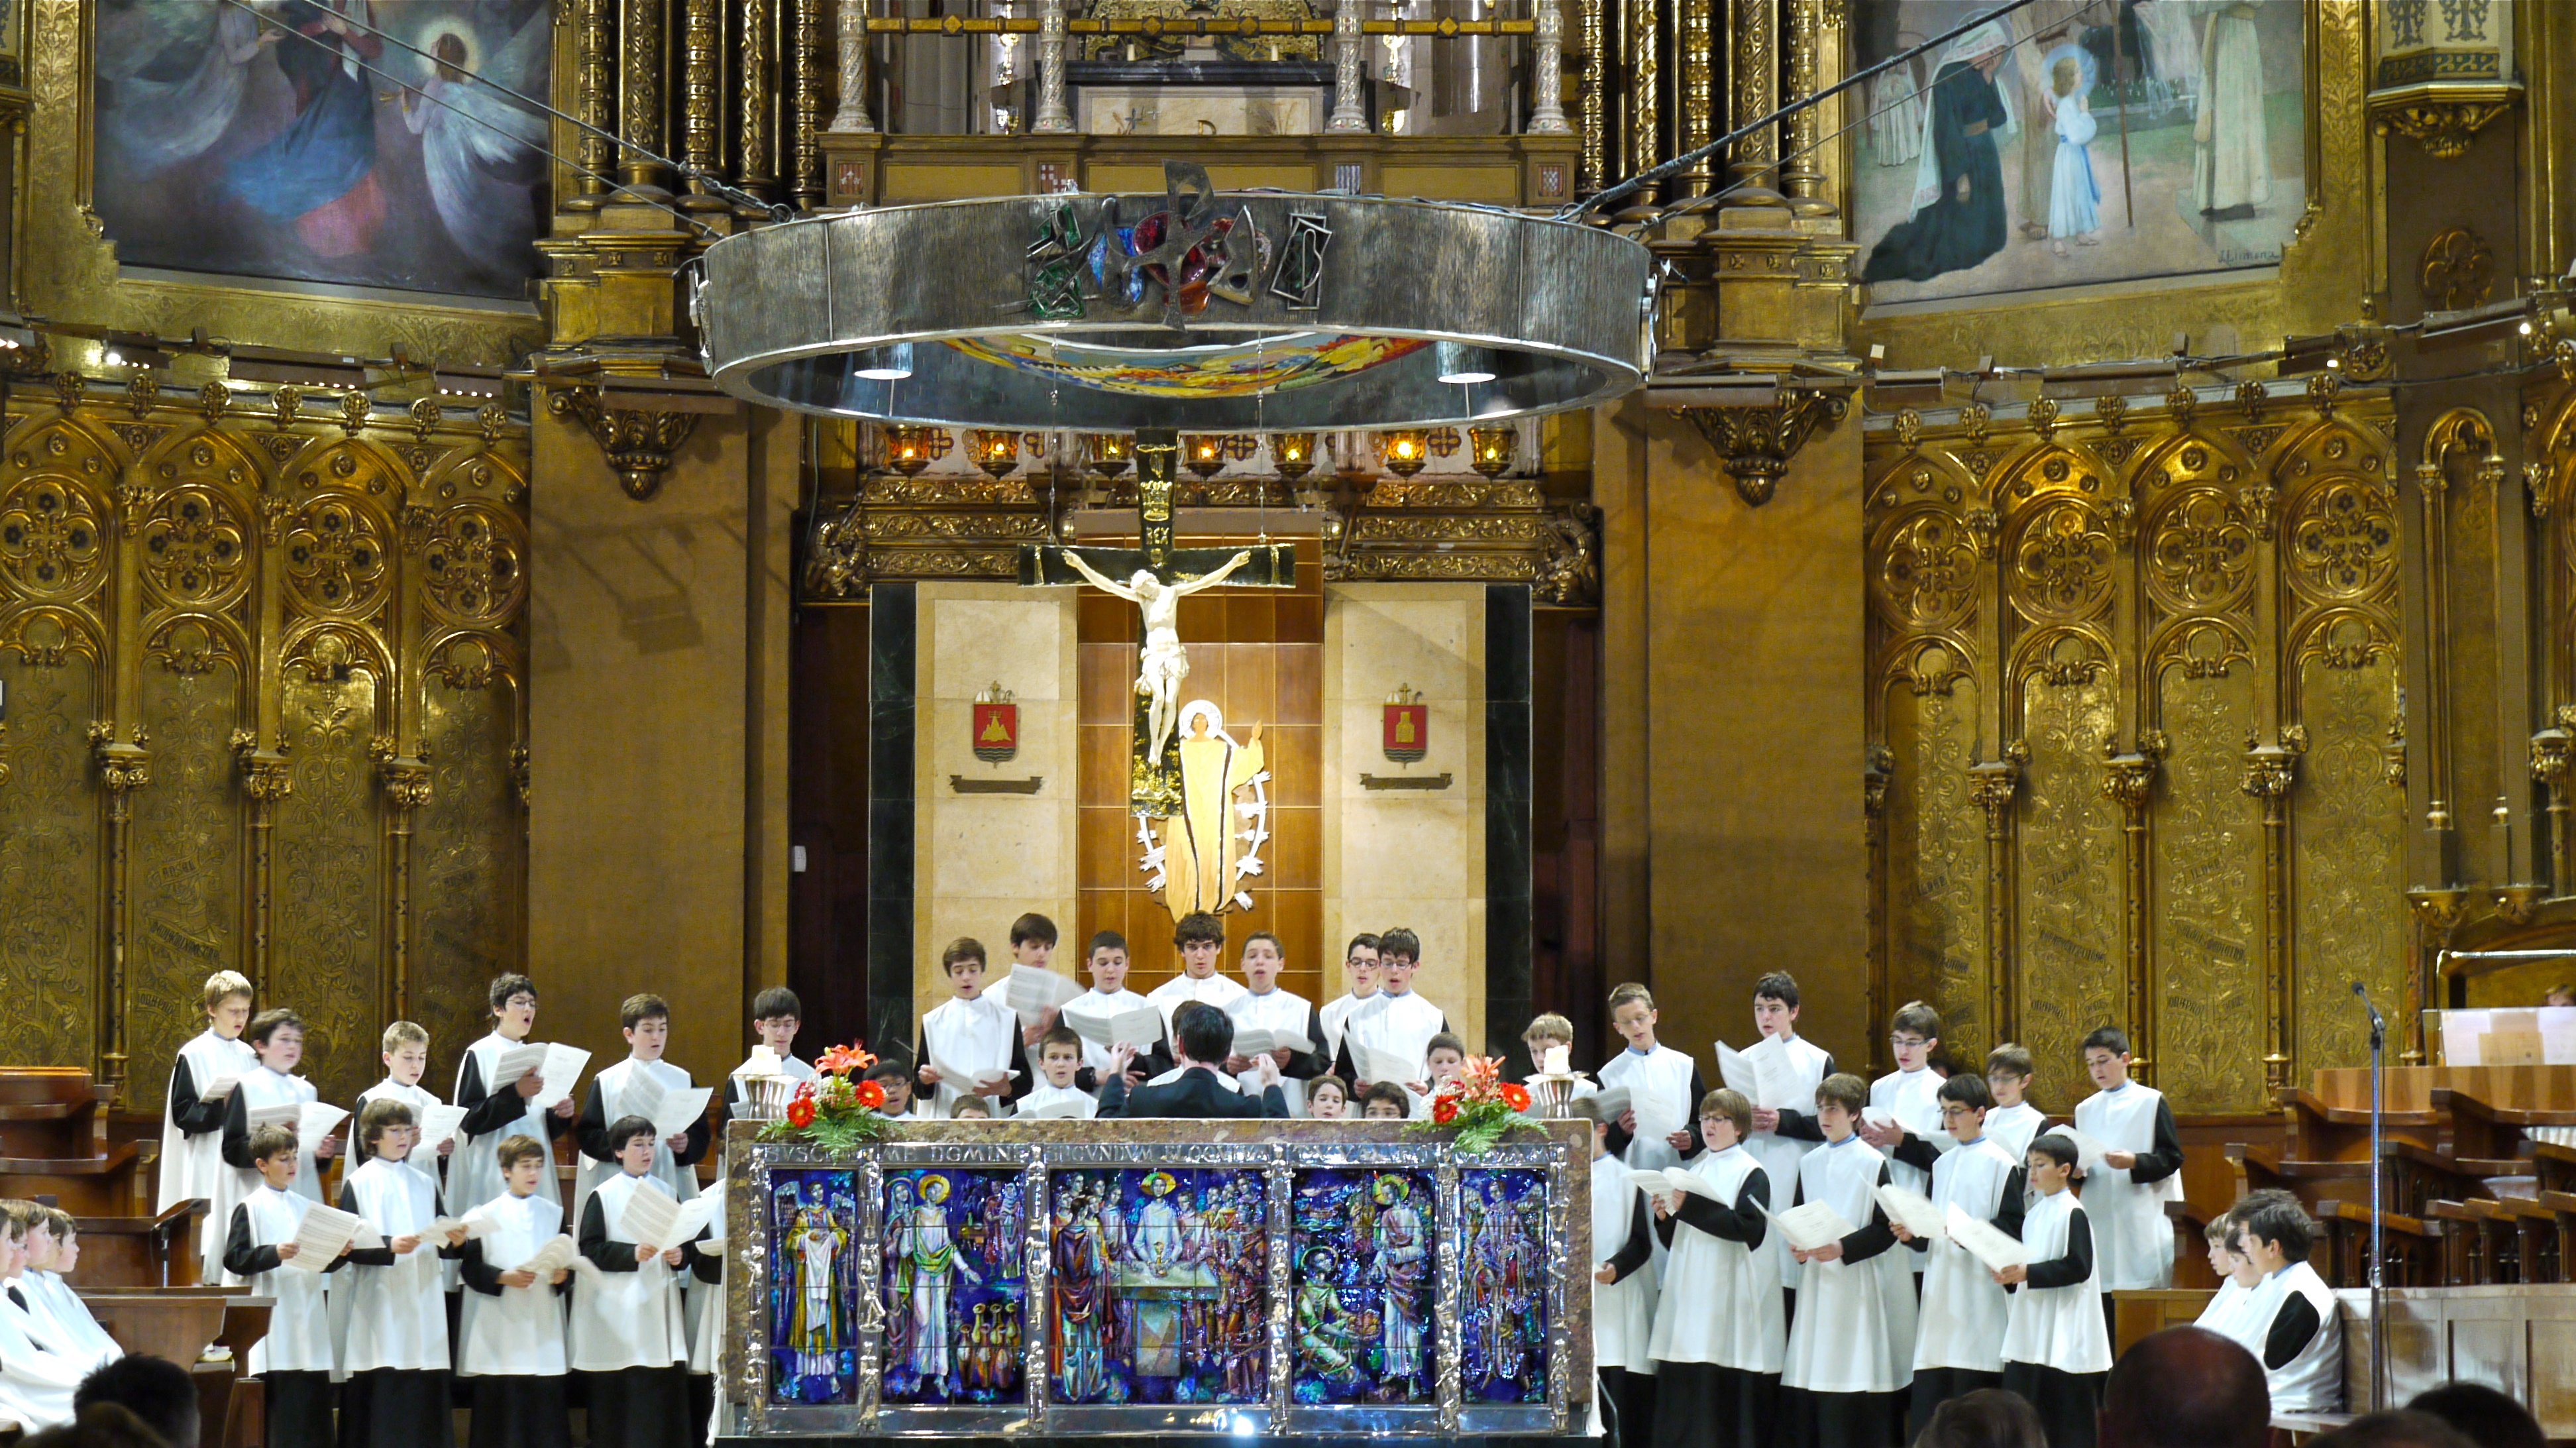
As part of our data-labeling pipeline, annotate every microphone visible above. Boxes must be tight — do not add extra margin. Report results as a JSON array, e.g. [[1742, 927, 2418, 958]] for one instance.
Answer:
[[2353, 980, 2385, 1030]]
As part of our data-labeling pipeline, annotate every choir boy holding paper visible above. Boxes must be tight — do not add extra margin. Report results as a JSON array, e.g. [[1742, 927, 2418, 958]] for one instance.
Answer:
[[720, 988, 819, 1130], [571, 1115, 707, 1448], [1737, 973, 1834, 1316], [1981, 1044, 2045, 1163], [1888, 1073, 2025, 1439], [1224, 931, 1328, 1081], [1858, 1003, 1951, 1229], [1333, 928, 1449, 1086], [1642, 1088, 1782, 1448], [1994, 1135, 2111, 1448], [219, 1010, 342, 1283], [453, 975, 582, 1227], [160, 970, 258, 1282], [914, 938, 1030, 1119], [1144, 912, 1252, 1030], [1776, 1073, 1914, 1448], [1317, 933, 1381, 1066], [223, 1125, 350, 1447], [1563, 1097, 1655, 1448], [1597, 984, 1702, 1170], [456, 1134, 575, 1448], [356, 1022, 458, 1167], [2068, 1028, 2184, 1325], [1060, 932, 1173, 1091], [1018, 1028, 1101, 1119], [577, 994, 712, 1213], [335, 1098, 470, 1448]]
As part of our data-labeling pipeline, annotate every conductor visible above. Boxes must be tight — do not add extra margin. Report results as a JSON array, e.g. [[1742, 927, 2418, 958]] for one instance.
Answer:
[[1099, 1003, 1290, 1119]]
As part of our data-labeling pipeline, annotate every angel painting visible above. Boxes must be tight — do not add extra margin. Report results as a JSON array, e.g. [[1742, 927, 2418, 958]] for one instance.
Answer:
[[93, 0, 552, 300]]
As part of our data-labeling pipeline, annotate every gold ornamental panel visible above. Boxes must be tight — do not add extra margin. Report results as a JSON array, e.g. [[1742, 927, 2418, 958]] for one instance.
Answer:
[[1881, 647, 1984, 1051], [128, 655, 247, 1099], [2151, 649, 2267, 1115], [271, 668, 386, 1099], [2290, 633, 2404, 1077], [0, 653, 102, 1070], [2013, 659, 2122, 1105]]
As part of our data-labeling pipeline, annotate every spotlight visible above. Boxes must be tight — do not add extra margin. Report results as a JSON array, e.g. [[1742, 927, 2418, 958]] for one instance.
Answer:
[[1434, 342, 1496, 385]]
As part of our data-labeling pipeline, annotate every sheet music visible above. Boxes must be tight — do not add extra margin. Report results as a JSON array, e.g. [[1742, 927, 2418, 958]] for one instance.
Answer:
[[2051, 1126, 2114, 1175], [926, 1046, 1016, 1092], [415, 1103, 470, 1156], [487, 1042, 547, 1089], [1762, 1201, 1856, 1254], [282, 1201, 364, 1270], [201, 1074, 241, 1101], [1626, 1169, 1679, 1207], [515, 1233, 578, 1278], [1350, 1040, 1423, 1087], [1066, 1005, 1164, 1052], [616, 1183, 720, 1255], [527, 1044, 591, 1112], [1629, 1084, 1686, 1144], [1004, 968, 1085, 1023], [1230, 1027, 1314, 1058], [1874, 1184, 1946, 1241], [1022, 1097, 1092, 1120], [296, 1102, 349, 1159], [651, 1087, 713, 1142], [699, 1180, 727, 1244], [1945, 1203, 2029, 1272], [1713, 1040, 1804, 1111], [426, 1213, 495, 1244]]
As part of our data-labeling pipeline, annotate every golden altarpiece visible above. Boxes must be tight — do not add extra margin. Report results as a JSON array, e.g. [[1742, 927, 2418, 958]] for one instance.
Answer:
[[1, 0, 2575, 1137]]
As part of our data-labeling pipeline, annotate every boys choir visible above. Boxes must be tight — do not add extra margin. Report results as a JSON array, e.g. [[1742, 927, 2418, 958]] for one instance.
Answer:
[[101, 914, 2334, 1448]]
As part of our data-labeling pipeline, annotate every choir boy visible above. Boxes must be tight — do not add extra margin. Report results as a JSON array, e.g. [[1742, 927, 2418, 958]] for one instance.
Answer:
[[1408, 1032, 1470, 1119], [1225, 931, 1328, 1079], [1018, 1027, 1100, 1119], [2193, 1207, 2256, 1340], [456, 1135, 572, 1448], [1644, 1089, 1782, 1448], [1981, 1044, 2045, 1162], [0, 1201, 84, 1431], [1995, 1135, 2111, 1448], [1778, 1073, 1914, 1448], [1305, 1077, 1350, 1120], [1358, 1083, 1409, 1119], [1570, 1097, 1656, 1448], [2069, 1028, 2183, 1327], [578, 994, 714, 1211], [570, 1115, 700, 1448], [1316, 933, 1381, 1065], [356, 1021, 450, 1167], [219, 1010, 339, 1286], [454, 975, 578, 1232], [1741, 972, 1834, 1316], [718, 987, 819, 1135], [1145, 912, 1252, 1029], [221, 1126, 348, 1447], [914, 938, 1030, 1118], [863, 1062, 923, 1120], [1895, 1074, 2024, 1439], [949, 1096, 997, 1120], [1859, 1001, 1951, 1215], [2229, 1192, 2341, 1417], [1060, 931, 1173, 1091], [15, 1211, 114, 1374], [1598, 984, 1703, 1171], [161, 970, 258, 1282], [335, 1098, 466, 1448], [1335, 928, 1448, 1085], [999, 913, 1065, 1044], [684, 1182, 726, 1445]]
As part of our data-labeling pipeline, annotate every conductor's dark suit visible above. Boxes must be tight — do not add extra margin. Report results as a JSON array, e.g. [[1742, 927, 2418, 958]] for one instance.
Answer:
[[1098, 1067, 1289, 1119]]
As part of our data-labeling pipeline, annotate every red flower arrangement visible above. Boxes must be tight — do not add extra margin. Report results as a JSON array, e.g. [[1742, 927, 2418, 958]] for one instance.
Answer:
[[758, 1041, 896, 1147], [1409, 1054, 1542, 1154]]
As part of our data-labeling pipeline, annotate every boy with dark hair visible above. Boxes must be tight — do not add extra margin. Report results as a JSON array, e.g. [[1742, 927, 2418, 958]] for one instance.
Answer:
[[1098, 1007, 1287, 1119], [456, 1135, 573, 1448], [1997, 1134, 2111, 1448], [1739, 972, 1834, 1315], [2231, 1193, 2339, 1417], [1336, 926, 1450, 1088], [1146, 911, 1252, 1029], [1644, 1088, 1780, 1448], [916, 937, 1031, 1118], [720, 986, 818, 1133], [1019, 1026, 1100, 1119], [1895, 1073, 2025, 1438], [336, 1098, 467, 1448], [1318, 933, 1383, 1065], [223, 1124, 347, 1445], [577, 994, 712, 1213], [72, 1357, 196, 1448], [2070, 1027, 2183, 1308], [219, 1009, 341, 1284], [454, 974, 580, 1233], [863, 1060, 923, 1119], [1600, 984, 1705, 1170], [160, 970, 256, 1283], [1357, 1082, 1411, 1119], [1778, 1073, 1913, 1448], [570, 1115, 703, 1448], [1226, 930, 1329, 1087], [997, 913, 1067, 1050], [1059, 930, 1174, 1092], [1981, 1044, 2043, 1161]]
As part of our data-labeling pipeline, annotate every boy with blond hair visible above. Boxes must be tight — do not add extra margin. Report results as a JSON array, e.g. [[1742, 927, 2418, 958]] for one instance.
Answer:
[[160, 970, 257, 1278]]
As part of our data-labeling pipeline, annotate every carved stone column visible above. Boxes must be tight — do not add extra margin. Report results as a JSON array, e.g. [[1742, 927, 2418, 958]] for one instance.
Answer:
[[1032, 0, 1073, 133], [1528, 0, 1570, 135], [832, 0, 881, 133], [1576, 0, 1605, 189], [2243, 743, 2299, 1104], [790, 0, 828, 206], [1729, 0, 1778, 190], [738, 0, 780, 199], [1780, 0, 1831, 212], [2404, 886, 2468, 1064], [236, 735, 293, 1000], [621, 0, 672, 193], [1970, 757, 2021, 1051], [377, 746, 433, 1020], [1674, 0, 1713, 192], [1329, 1, 1369, 133], [679, 0, 725, 204], [572, 0, 618, 202], [2534, 718, 2574, 894], [2102, 743, 2161, 1086], [1624, 0, 1658, 181], [91, 725, 150, 1095]]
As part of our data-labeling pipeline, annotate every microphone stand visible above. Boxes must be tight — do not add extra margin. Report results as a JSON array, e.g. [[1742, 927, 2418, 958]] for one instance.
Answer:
[[2354, 980, 2387, 1412]]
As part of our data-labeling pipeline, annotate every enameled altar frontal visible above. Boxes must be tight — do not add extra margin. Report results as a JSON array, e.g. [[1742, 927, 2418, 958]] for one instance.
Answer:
[[714, 1119, 1593, 1442]]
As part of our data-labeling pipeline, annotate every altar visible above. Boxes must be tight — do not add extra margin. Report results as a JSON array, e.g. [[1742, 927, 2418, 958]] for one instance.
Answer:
[[713, 1118, 1594, 1442]]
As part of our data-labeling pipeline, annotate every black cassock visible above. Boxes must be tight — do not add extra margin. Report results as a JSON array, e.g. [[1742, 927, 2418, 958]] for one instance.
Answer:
[[1862, 60, 2011, 284]]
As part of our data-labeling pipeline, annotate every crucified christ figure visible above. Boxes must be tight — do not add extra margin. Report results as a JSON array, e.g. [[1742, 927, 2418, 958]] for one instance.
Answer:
[[1059, 548, 1256, 766]]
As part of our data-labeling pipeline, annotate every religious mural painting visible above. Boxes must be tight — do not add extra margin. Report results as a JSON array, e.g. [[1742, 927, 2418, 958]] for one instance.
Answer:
[[881, 1168, 1028, 1406], [767, 1169, 863, 1405], [91, 0, 551, 300], [1458, 1169, 1550, 1404], [1047, 1168, 1270, 1405], [1289, 1168, 1436, 1405], [1852, 0, 2304, 305]]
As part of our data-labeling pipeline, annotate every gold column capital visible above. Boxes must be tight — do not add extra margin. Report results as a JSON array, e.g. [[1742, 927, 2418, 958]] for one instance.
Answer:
[[1671, 386, 1850, 506], [548, 384, 706, 502]]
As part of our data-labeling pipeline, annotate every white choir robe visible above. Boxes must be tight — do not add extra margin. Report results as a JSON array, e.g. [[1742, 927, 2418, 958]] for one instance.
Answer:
[[1997, 1190, 2112, 1448], [219, 1066, 326, 1284], [918, 994, 1022, 1120], [1597, 1046, 1702, 1173], [1982, 1101, 2045, 1165], [1868, 1068, 1950, 1191], [1061, 987, 1162, 1084], [354, 1078, 443, 1159], [576, 1058, 706, 1217], [1016, 1082, 1100, 1119], [2194, 1277, 2255, 1345], [225, 1186, 340, 1374], [0, 1274, 87, 1432], [681, 1180, 727, 1376], [1780, 1138, 1915, 1398], [1318, 990, 1377, 1063], [1913, 1137, 2019, 1376], [160, 1028, 258, 1277], [2071, 1081, 2182, 1290], [1143, 972, 1251, 1034], [1340, 990, 1447, 1083], [451, 1032, 564, 1233], [1741, 1032, 1832, 1291], [1227, 987, 1325, 1075], [1647, 1144, 1782, 1448], [570, 1173, 692, 1372], [1591, 1173, 1656, 1372], [20, 1274, 115, 1374], [456, 1191, 569, 1377], [332, 1158, 453, 1376], [2245, 1262, 2341, 1414]]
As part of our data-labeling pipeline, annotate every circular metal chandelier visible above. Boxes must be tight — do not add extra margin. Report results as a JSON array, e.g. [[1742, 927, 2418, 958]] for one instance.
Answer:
[[695, 163, 1652, 431]]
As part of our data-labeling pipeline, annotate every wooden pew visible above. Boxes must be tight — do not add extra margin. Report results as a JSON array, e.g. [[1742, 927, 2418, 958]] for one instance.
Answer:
[[84, 1290, 268, 1448], [68, 1202, 205, 1288], [0, 1070, 143, 1215], [2316, 1199, 2446, 1288]]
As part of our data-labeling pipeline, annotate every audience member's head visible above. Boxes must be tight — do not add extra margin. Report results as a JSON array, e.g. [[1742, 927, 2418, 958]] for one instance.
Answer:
[[2307, 1411, 2477, 1448], [2098, 1327, 2269, 1448], [1909, 1388, 2047, 1448], [2404, 1382, 2545, 1448], [19, 1402, 173, 1448], [76, 1355, 199, 1447]]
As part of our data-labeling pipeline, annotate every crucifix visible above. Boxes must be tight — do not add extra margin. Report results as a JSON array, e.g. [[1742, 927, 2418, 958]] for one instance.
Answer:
[[1020, 427, 1293, 817]]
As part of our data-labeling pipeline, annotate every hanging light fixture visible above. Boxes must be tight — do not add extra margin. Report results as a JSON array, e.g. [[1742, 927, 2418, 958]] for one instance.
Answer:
[[1377, 429, 1428, 478], [1269, 431, 1317, 482], [883, 425, 941, 476], [1467, 425, 1517, 477], [969, 429, 1022, 478]]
